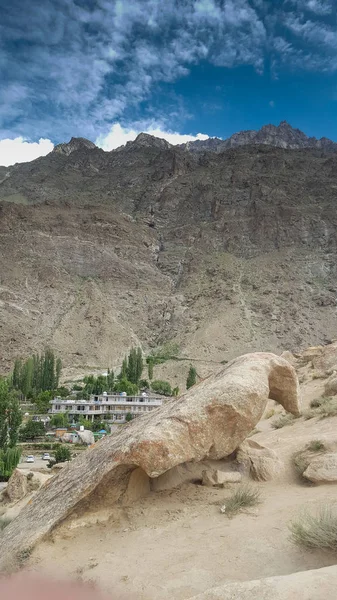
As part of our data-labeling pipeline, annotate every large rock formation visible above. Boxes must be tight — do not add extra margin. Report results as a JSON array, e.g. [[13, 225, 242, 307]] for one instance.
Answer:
[[0, 352, 300, 571]]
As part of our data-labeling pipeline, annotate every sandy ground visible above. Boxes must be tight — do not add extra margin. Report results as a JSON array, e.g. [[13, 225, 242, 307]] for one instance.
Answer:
[[9, 370, 337, 599]]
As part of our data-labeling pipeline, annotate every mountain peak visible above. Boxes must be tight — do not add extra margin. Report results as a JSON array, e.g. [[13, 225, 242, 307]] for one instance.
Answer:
[[53, 137, 97, 156], [125, 133, 172, 151]]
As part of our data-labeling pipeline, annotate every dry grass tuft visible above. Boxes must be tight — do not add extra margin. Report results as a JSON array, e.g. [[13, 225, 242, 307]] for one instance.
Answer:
[[306, 440, 326, 452], [289, 505, 337, 550], [304, 397, 337, 420], [272, 413, 297, 429], [221, 484, 261, 517]]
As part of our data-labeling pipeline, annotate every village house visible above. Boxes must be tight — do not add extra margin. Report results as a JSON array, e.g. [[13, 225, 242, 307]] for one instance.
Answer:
[[50, 392, 166, 423]]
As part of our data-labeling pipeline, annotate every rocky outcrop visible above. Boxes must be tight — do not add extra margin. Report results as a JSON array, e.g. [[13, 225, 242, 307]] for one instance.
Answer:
[[189, 564, 337, 600], [53, 137, 97, 156], [202, 469, 241, 486], [236, 439, 284, 481], [303, 453, 337, 484], [0, 352, 300, 570], [5, 469, 28, 502], [324, 373, 337, 396]]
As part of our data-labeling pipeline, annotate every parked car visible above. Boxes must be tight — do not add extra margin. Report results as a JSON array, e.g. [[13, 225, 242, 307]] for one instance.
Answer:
[[26, 455, 35, 463], [41, 453, 51, 461]]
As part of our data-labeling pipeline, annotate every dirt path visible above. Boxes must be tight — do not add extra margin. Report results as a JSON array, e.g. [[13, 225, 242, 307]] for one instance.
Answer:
[[27, 473, 337, 600]]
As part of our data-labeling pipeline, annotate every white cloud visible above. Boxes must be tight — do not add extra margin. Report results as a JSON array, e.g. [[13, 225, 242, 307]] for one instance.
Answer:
[[0, 137, 54, 167], [95, 123, 209, 150]]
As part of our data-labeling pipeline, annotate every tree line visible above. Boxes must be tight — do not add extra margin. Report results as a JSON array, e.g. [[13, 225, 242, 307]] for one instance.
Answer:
[[12, 349, 62, 399]]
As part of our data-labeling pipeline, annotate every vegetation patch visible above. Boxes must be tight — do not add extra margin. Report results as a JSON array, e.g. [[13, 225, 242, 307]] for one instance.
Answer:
[[289, 505, 337, 551], [221, 484, 261, 517], [271, 413, 297, 429], [306, 397, 337, 419], [306, 440, 326, 452]]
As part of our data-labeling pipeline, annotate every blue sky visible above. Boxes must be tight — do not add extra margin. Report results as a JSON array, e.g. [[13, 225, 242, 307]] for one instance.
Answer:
[[1, 0, 337, 164]]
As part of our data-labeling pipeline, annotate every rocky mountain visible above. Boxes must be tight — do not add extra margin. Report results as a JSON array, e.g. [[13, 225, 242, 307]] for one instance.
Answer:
[[1, 127, 337, 379], [181, 121, 337, 153]]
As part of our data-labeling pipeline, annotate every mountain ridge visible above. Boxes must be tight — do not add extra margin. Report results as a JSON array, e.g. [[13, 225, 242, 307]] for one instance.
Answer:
[[1, 127, 337, 379]]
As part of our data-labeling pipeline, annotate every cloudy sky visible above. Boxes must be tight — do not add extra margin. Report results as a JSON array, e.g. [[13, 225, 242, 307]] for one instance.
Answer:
[[1, 0, 337, 165]]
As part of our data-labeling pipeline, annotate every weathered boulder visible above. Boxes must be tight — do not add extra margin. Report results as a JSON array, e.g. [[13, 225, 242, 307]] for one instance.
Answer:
[[280, 350, 297, 366], [324, 373, 337, 396], [78, 430, 95, 445], [5, 469, 28, 502], [0, 352, 300, 571], [202, 469, 241, 486], [303, 453, 337, 484], [236, 439, 284, 481], [190, 564, 337, 600]]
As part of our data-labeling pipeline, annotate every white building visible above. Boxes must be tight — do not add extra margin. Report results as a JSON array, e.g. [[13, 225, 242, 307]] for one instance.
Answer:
[[50, 392, 166, 423]]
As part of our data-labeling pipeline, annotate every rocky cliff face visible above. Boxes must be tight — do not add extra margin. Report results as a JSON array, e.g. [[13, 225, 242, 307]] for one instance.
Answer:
[[1, 129, 337, 374]]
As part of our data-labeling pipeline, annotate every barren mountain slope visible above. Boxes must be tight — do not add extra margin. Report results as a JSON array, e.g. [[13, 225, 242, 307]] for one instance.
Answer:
[[1, 137, 337, 373]]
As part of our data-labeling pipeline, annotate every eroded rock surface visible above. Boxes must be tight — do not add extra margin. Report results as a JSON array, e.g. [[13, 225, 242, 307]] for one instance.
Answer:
[[236, 439, 284, 481], [303, 453, 337, 484], [0, 352, 300, 571]]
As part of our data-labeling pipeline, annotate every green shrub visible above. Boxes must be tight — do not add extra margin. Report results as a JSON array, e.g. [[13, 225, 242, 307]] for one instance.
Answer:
[[306, 440, 325, 452], [289, 505, 337, 550], [19, 420, 45, 441], [151, 380, 172, 396], [48, 445, 71, 467], [222, 484, 261, 517]]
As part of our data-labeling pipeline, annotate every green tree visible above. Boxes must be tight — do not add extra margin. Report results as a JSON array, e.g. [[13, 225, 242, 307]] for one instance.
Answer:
[[114, 378, 138, 396], [0, 381, 22, 480], [55, 357, 62, 388], [35, 390, 53, 414], [151, 380, 172, 396], [139, 379, 149, 389], [147, 358, 154, 381], [186, 365, 197, 389], [0, 447, 21, 480], [8, 396, 22, 447], [50, 413, 69, 428], [42, 348, 55, 391], [12, 359, 22, 390], [0, 381, 22, 451], [20, 420, 45, 441], [119, 358, 128, 380], [135, 347, 143, 384], [107, 368, 114, 391], [54, 445, 71, 463], [21, 358, 34, 398], [125, 412, 133, 422], [54, 386, 69, 398]]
